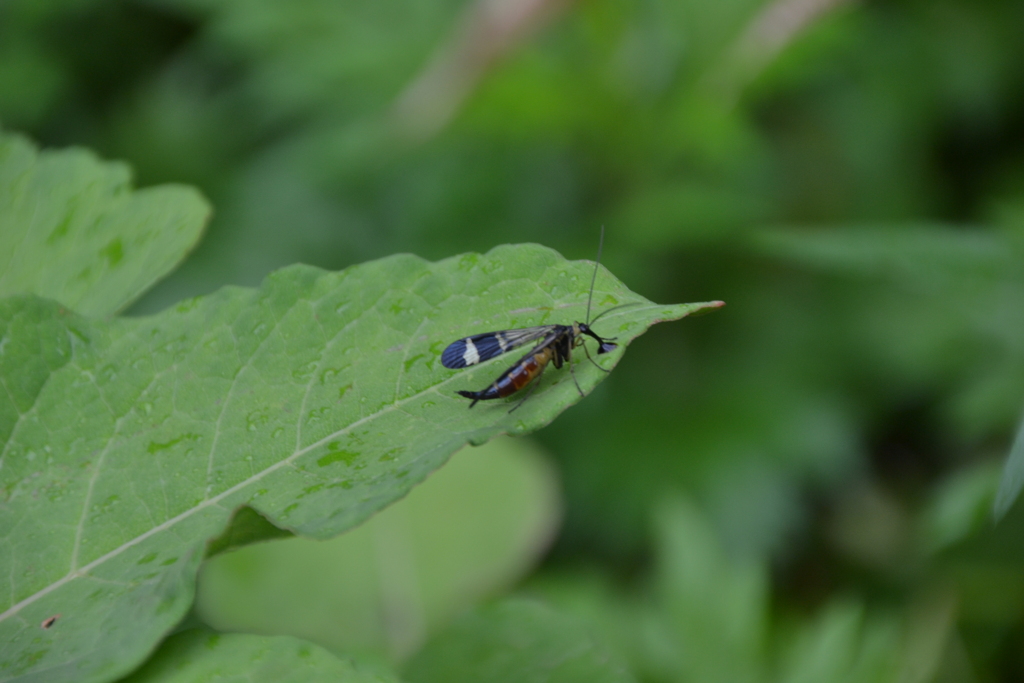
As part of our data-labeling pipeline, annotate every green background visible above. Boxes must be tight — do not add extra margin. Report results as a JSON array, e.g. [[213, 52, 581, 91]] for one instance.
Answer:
[[3, 0, 1024, 679]]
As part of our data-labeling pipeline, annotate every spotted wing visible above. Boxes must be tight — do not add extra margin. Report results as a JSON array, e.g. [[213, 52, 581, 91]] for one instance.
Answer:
[[441, 326, 561, 369]]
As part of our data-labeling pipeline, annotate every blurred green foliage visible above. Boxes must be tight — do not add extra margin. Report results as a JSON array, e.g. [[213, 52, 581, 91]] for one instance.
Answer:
[[197, 438, 562, 661], [120, 629, 396, 683], [4, 0, 1024, 679]]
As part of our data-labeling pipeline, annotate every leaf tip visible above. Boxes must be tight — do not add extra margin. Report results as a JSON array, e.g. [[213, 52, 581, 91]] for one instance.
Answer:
[[691, 300, 725, 316]]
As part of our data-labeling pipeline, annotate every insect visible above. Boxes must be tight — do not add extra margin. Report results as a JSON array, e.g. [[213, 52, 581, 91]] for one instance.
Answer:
[[441, 228, 632, 411]]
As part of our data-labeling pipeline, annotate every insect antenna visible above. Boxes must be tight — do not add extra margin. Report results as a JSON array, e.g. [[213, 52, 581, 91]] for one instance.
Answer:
[[582, 226, 644, 328], [585, 225, 605, 325], [578, 226, 622, 374], [588, 301, 644, 327]]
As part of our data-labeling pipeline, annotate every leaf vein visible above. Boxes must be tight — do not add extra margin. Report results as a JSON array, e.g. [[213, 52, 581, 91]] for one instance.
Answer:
[[203, 302, 290, 501], [294, 298, 337, 453], [0, 303, 661, 626], [68, 368, 122, 572]]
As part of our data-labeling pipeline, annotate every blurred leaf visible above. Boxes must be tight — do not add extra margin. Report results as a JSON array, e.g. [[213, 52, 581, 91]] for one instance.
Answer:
[[647, 499, 950, 683], [994, 411, 1024, 520], [898, 594, 958, 683], [156, 0, 463, 127], [402, 597, 635, 683], [0, 35, 65, 127], [827, 483, 911, 572], [745, 1, 860, 99], [119, 629, 397, 683], [939, 490, 1024, 625], [197, 437, 561, 660], [531, 499, 955, 683], [778, 593, 954, 683], [754, 224, 1017, 286], [520, 569, 637, 657], [0, 244, 719, 682], [0, 129, 210, 316], [778, 602, 900, 683], [651, 496, 769, 683], [522, 567, 690, 683], [923, 461, 1000, 550], [615, 180, 773, 248]]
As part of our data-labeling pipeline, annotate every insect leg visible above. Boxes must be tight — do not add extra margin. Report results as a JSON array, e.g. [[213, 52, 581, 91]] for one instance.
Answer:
[[581, 340, 612, 373], [567, 350, 587, 398]]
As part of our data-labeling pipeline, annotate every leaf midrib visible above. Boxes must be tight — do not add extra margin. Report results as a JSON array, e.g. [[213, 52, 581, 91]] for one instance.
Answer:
[[0, 302, 665, 625]]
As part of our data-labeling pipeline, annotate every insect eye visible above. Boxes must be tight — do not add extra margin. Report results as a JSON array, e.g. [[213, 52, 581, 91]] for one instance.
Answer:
[[598, 342, 617, 354]]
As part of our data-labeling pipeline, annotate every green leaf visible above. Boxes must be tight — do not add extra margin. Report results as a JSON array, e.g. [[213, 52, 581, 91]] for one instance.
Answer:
[[776, 594, 955, 683], [119, 629, 397, 683], [519, 570, 656, 681], [778, 602, 900, 683], [0, 129, 209, 316], [651, 497, 769, 683], [994, 411, 1024, 520], [402, 598, 635, 683], [197, 436, 561, 661], [923, 462, 1000, 548], [752, 224, 1017, 285], [0, 244, 721, 683]]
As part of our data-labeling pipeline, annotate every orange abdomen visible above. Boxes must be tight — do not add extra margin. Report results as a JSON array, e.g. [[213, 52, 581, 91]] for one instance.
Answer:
[[494, 349, 552, 397]]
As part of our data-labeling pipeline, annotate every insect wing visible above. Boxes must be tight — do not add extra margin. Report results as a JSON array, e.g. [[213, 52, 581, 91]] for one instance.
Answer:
[[441, 326, 559, 369]]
